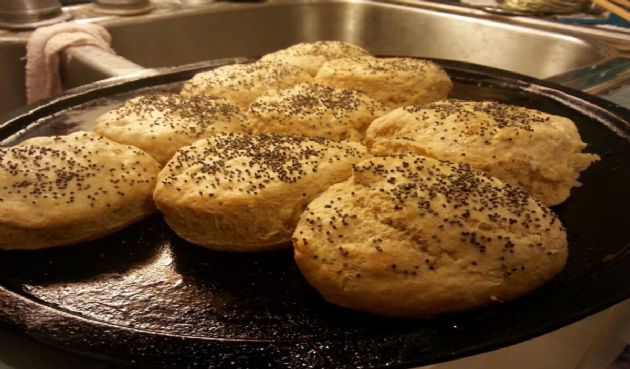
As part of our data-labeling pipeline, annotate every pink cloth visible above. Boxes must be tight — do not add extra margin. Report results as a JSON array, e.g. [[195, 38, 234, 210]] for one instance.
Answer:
[[25, 22, 114, 103]]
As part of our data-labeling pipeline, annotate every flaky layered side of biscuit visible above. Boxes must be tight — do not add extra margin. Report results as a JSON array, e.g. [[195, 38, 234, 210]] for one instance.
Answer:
[[0, 131, 161, 250], [153, 133, 371, 251], [294, 154, 568, 317]]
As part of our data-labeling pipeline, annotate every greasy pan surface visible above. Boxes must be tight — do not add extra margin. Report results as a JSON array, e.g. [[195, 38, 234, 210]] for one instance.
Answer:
[[0, 58, 629, 369]]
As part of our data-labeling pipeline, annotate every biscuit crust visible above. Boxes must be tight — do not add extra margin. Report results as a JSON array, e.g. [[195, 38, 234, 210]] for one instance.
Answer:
[[249, 83, 389, 142], [95, 94, 249, 165], [294, 155, 568, 317], [181, 61, 312, 108], [366, 100, 600, 205], [260, 41, 371, 76], [154, 134, 371, 251], [315, 57, 452, 108], [0, 131, 160, 250]]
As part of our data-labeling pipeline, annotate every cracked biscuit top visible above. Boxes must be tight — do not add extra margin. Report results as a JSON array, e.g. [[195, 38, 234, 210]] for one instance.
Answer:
[[366, 100, 600, 205], [293, 154, 567, 317]]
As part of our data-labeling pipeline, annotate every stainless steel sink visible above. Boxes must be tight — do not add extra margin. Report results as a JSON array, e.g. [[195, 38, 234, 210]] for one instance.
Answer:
[[1, 0, 628, 116], [0, 34, 30, 116], [101, 0, 614, 78]]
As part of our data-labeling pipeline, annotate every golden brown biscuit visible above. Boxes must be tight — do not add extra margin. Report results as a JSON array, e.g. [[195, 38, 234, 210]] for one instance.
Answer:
[[366, 100, 600, 206], [260, 41, 371, 76], [315, 57, 452, 108], [249, 83, 389, 142], [153, 133, 371, 251], [293, 154, 568, 318], [180, 61, 312, 108], [94, 94, 248, 165], [0, 131, 160, 250]]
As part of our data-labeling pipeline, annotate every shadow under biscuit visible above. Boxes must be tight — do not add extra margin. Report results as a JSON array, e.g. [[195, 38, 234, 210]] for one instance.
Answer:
[[169, 236, 315, 313], [0, 215, 165, 286], [167, 235, 438, 338]]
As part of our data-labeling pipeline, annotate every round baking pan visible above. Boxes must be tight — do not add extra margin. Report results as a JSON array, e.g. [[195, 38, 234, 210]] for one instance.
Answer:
[[0, 58, 629, 369]]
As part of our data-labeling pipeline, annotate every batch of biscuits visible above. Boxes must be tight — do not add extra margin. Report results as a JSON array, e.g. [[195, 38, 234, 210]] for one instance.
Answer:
[[0, 41, 599, 318]]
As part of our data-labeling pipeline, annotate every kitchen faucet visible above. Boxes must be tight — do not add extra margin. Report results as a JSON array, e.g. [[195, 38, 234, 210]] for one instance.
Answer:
[[92, 0, 154, 15], [0, 0, 70, 30], [0, 0, 153, 29]]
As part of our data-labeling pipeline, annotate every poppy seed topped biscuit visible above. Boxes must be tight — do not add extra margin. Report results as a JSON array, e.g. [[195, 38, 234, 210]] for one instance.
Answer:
[[366, 100, 600, 205], [181, 61, 312, 108], [95, 94, 249, 165], [260, 41, 371, 76], [315, 57, 452, 108], [0, 131, 160, 250], [154, 133, 371, 251], [249, 83, 389, 142], [293, 154, 568, 317]]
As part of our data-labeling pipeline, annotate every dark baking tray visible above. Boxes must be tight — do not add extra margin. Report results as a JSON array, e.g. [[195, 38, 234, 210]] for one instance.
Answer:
[[0, 58, 629, 369]]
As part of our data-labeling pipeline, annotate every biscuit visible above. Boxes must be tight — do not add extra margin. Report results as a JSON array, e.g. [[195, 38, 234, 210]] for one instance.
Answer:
[[153, 133, 371, 251], [180, 61, 312, 108], [94, 94, 249, 165], [366, 100, 600, 206], [0, 131, 160, 250], [260, 41, 371, 76], [293, 154, 568, 318], [315, 57, 452, 108], [249, 83, 389, 142]]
